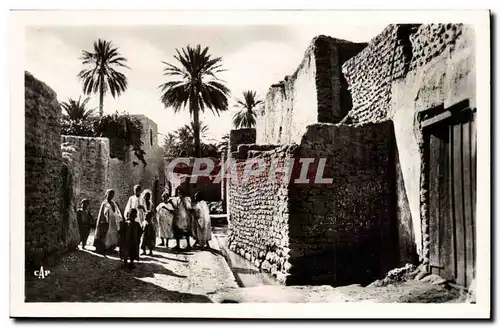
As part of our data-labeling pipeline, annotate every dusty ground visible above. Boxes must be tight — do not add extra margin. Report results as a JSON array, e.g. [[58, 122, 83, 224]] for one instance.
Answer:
[[211, 282, 463, 303], [25, 230, 464, 304], [25, 237, 238, 303]]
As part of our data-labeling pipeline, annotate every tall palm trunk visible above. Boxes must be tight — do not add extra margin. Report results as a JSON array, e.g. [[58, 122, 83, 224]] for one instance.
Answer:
[[99, 74, 104, 117], [191, 97, 201, 158]]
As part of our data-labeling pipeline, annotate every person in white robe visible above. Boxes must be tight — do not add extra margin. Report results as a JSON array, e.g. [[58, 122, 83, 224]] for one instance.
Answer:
[[124, 185, 145, 224], [156, 191, 175, 247], [94, 189, 122, 254], [192, 192, 212, 249], [169, 187, 194, 250]]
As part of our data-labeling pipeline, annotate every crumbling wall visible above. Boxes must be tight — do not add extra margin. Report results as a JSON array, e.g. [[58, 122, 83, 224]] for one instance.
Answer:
[[342, 23, 475, 260], [257, 36, 366, 145], [227, 145, 297, 283], [61, 136, 110, 213], [391, 24, 475, 262], [25, 72, 78, 269], [227, 122, 400, 286], [287, 122, 398, 286], [342, 24, 419, 124]]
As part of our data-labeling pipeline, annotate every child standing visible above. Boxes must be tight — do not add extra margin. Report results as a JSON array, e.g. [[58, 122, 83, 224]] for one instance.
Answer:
[[141, 211, 156, 256], [76, 199, 94, 249], [119, 208, 142, 270]]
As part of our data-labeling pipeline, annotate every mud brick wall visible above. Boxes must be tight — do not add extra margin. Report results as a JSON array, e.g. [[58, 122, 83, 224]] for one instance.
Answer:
[[25, 72, 70, 269], [257, 36, 366, 145], [286, 122, 398, 286], [343, 23, 474, 260], [229, 128, 256, 152], [391, 24, 475, 262], [342, 23, 467, 125], [107, 115, 165, 210], [63, 116, 165, 214], [227, 145, 297, 283], [130, 115, 165, 204], [61, 136, 110, 214]]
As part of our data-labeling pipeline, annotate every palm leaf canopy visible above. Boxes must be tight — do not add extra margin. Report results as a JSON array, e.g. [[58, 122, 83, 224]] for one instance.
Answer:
[[77, 39, 129, 98], [61, 96, 95, 120], [159, 45, 230, 116], [217, 133, 229, 154], [232, 90, 263, 128]]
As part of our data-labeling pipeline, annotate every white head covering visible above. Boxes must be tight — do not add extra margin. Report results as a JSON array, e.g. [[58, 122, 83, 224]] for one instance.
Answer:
[[140, 189, 154, 211]]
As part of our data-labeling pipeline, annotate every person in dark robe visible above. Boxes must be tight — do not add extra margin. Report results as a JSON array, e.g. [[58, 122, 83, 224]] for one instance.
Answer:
[[141, 211, 156, 256], [119, 208, 142, 270], [76, 199, 93, 249]]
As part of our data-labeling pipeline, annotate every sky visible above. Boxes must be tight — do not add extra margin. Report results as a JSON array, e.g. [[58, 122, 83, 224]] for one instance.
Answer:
[[25, 24, 386, 143]]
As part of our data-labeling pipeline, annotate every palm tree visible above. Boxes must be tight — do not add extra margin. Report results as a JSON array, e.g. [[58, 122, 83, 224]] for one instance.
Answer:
[[60, 96, 95, 121], [78, 39, 129, 117], [186, 121, 209, 141], [159, 45, 230, 158], [232, 90, 263, 129], [217, 133, 229, 155]]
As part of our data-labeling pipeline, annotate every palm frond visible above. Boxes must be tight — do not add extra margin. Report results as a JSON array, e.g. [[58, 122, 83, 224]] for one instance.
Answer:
[[77, 39, 129, 104]]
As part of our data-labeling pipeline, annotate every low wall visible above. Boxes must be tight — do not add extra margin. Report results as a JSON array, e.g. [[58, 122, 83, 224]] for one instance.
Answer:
[[227, 145, 297, 283]]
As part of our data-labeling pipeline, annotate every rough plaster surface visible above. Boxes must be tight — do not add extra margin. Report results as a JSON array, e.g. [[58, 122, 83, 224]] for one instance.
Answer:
[[61, 136, 110, 213], [257, 36, 366, 145], [287, 122, 398, 286], [64, 116, 165, 214], [25, 71, 79, 269], [343, 23, 475, 260], [391, 25, 475, 261], [226, 24, 475, 285], [228, 122, 400, 286]]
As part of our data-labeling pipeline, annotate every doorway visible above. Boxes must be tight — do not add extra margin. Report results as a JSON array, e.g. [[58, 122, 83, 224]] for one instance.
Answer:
[[423, 100, 476, 287]]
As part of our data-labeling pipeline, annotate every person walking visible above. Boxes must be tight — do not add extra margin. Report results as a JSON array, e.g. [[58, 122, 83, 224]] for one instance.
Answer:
[[169, 187, 194, 250], [94, 189, 122, 255], [156, 191, 175, 247], [76, 199, 94, 249], [191, 192, 212, 249]]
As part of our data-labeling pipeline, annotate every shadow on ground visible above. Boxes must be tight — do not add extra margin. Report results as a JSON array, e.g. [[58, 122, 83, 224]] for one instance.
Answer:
[[25, 249, 211, 303]]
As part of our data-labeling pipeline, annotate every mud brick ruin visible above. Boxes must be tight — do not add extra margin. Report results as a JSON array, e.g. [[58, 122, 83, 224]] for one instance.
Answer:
[[228, 24, 476, 287]]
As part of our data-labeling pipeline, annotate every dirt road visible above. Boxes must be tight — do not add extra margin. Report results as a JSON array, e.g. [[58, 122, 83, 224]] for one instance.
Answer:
[[25, 238, 238, 302]]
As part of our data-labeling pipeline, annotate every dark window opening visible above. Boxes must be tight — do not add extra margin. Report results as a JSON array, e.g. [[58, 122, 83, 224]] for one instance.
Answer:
[[150, 129, 153, 146]]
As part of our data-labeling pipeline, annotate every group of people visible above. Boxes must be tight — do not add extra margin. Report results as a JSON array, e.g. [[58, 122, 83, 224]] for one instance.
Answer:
[[76, 184, 212, 270]]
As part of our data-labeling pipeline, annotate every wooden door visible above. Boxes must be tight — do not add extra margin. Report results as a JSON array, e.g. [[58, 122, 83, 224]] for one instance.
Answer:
[[424, 102, 476, 287]]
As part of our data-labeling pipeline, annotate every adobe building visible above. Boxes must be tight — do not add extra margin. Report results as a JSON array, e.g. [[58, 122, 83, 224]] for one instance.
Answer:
[[26, 70, 166, 269], [227, 24, 476, 288], [62, 114, 166, 213]]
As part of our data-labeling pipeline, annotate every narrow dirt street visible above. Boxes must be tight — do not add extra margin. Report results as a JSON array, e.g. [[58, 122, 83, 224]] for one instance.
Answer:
[[25, 229, 466, 304], [25, 236, 238, 302]]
